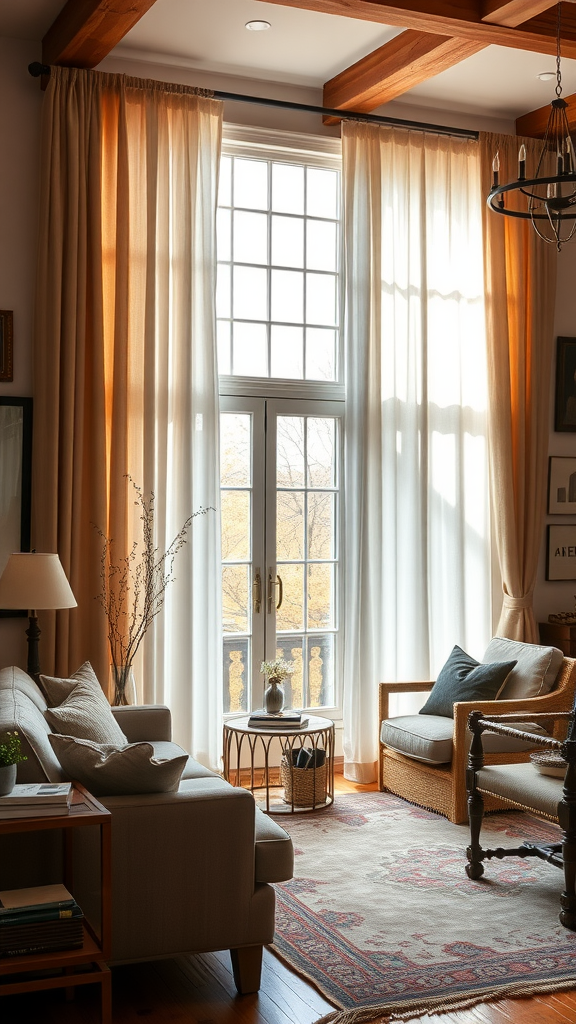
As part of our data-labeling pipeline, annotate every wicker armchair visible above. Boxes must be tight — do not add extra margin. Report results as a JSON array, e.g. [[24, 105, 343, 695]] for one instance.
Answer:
[[378, 656, 576, 824]]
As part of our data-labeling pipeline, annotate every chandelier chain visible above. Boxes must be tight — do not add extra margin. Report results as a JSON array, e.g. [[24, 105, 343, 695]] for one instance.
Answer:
[[557, 2, 563, 98]]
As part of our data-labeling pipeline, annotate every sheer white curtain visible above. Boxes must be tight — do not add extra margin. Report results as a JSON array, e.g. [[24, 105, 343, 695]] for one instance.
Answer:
[[342, 123, 490, 782], [127, 86, 224, 771]]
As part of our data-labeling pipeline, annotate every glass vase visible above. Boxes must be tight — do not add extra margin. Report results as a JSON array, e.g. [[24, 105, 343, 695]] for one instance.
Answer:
[[110, 665, 137, 707]]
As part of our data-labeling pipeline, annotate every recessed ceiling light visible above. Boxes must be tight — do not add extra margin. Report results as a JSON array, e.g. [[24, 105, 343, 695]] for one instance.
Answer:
[[538, 71, 555, 81], [245, 20, 271, 31]]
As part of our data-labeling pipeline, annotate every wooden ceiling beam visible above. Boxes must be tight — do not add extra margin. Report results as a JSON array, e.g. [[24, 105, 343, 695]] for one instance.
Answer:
[[321, 1, 567, 118], [42, 0, 159, 68], [323, 31, 484, 118], [256, 0, 576, 57], [481, 0, 573, 28]]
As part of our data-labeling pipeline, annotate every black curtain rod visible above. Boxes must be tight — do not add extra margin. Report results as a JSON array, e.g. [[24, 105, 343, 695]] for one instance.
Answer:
[[28, 62, 479, 141]]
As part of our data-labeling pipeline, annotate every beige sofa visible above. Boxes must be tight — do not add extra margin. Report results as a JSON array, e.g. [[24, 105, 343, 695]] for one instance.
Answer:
[[0, 666, 293, 993]]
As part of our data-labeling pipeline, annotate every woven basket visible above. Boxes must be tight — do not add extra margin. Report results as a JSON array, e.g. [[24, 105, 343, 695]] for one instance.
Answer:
[[281, 754, 327, 806]]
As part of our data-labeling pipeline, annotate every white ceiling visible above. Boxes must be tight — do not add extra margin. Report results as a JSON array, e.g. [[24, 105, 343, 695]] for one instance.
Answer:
[[2, 0, 576, 120]]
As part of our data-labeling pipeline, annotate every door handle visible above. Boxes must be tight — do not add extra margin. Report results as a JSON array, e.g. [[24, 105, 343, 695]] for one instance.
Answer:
[[253, 570, 262, 614], [268, 572, 283, 612]]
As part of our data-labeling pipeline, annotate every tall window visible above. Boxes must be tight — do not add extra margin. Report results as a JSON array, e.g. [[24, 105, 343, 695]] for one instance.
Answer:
[[216, 147, 340, 381], [216, 128, 344, 718]]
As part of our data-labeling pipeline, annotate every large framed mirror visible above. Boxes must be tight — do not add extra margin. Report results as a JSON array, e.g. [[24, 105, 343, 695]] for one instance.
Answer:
[[0, 396, 32, 616]]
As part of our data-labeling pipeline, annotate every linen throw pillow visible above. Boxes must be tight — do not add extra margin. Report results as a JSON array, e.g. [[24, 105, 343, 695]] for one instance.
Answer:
[[419, 645, 517, 718], [40, 661, 102, 707], [44, 665, 127, 746], [48, 734, 187, 796]]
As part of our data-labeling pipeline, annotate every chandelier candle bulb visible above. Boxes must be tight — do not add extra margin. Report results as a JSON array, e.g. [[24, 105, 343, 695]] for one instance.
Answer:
[[518, 144, 526, 181], [492, 151, 499, 186]]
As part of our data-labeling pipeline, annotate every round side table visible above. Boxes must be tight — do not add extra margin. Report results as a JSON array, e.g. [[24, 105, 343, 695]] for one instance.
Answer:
[[223, 715, 335, 814]]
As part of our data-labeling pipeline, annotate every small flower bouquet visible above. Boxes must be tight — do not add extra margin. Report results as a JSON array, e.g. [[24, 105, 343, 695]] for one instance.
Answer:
[[0, 730, 27, 768], [261, 658, 294, 682]]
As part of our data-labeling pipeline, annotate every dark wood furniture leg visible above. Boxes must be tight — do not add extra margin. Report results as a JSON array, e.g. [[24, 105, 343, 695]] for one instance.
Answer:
[[559, 758, 576, 929], [466, 712, 485, 880], [230, 944, 263, 993]]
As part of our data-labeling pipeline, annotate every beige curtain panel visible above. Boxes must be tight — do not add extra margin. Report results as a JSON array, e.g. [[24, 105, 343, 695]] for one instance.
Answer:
[[480, 132, 557, 643], [33, 68, 223, 752]]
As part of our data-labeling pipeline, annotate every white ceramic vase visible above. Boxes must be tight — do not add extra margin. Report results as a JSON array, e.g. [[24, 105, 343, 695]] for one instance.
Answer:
[[264, 677, 285, 714]]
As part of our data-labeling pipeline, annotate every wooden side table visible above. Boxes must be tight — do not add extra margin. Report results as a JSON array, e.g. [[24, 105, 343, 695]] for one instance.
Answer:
[[223, 714, 335, 814], [539, 621, 576, 657], [0, 781, 112, 1023]]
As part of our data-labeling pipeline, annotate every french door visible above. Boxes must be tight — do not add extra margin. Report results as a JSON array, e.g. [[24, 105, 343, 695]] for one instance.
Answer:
[[220, 396, 343, 716]]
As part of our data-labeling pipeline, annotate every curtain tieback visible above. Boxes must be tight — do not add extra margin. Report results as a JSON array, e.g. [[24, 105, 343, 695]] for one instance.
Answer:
[[502, 592, 534, 611]]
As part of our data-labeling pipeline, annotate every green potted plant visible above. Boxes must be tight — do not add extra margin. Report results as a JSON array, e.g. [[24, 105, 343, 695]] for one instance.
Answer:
[[0, 730, 27, 795]]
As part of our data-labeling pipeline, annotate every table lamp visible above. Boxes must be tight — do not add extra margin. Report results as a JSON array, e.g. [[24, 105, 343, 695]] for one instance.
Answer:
[[0, 553, 77, 680]]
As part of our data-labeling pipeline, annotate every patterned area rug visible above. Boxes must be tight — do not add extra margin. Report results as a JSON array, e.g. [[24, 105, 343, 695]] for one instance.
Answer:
[[271, 791, 576, 1024]]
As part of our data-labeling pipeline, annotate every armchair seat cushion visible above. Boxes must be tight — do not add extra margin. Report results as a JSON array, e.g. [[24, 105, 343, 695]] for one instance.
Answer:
[[381, 715, 549, 765], [476, 762, 562, 819]]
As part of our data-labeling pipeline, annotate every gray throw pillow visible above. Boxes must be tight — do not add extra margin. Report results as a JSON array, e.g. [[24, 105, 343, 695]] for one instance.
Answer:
[[48, 734, 187, 796], [44, 669, 127, 746], [420, 645, 517, 718]]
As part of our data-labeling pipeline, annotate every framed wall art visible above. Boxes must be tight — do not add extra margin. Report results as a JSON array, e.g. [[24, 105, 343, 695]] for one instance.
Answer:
[[0, 310, 13, 382], [546, 524, 576, 581], [0, 397, 32, 616], [548, 456, 576, 513]]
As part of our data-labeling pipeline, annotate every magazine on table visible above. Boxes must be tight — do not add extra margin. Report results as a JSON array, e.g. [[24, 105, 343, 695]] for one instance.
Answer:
[[0, 783, 72, 806]]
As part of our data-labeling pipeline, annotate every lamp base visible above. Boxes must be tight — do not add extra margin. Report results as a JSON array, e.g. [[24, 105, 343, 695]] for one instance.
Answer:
[[26, 614, 41, 682]]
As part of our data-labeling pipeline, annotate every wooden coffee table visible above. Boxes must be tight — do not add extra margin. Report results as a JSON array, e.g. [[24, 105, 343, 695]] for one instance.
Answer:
[[223, 714, 335, 813]]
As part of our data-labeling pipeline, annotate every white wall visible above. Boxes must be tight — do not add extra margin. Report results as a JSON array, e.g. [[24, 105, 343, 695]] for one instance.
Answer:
[[0, 37, 42, 668]]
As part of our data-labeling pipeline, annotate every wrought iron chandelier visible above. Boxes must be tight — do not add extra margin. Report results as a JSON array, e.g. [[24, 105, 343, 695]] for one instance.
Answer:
[[488, 3, 576, 251]]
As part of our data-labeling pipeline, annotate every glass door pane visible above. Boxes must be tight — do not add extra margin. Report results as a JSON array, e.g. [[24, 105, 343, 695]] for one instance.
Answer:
[[220, 400, 265, 713], [268, 402, 341, 711]]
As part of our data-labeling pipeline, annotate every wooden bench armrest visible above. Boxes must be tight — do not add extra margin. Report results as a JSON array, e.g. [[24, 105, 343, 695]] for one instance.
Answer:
[[378, 681, 433, 724]]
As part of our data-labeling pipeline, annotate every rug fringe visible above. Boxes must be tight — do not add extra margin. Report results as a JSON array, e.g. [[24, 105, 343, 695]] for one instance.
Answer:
[[312, 975, 576, 1024]]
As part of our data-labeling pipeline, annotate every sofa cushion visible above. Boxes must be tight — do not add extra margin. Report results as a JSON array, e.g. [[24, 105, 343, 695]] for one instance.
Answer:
[[48, 734, 187, 796], [254, 806, 294, 883], [482, 637, 563, 700], [381, 715, 549, 765], [0, 667, 63, 783], [420, 645, 516, 718], [45, 668, 128, 746]]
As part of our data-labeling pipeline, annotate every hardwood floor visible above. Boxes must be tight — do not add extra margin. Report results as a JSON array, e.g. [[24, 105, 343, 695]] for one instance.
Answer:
[[3, 776, 575, 1024]]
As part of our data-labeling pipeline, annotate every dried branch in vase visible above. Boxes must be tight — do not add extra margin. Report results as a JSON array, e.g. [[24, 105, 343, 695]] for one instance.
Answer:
[[95, 478, 214, 704]]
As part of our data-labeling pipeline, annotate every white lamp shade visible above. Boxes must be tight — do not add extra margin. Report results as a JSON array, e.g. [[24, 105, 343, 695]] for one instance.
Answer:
[[0, 553, 77, 611]]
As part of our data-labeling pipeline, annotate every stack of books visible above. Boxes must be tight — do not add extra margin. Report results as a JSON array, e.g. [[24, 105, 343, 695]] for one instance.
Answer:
[[0, 783, 72, 818], [248, 710, 309, 729], [0, 883, 84, 958]]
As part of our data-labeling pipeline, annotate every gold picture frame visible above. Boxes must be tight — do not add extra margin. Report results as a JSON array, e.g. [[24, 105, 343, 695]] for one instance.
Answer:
[[0, 310, 13, 382]]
